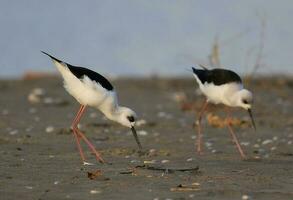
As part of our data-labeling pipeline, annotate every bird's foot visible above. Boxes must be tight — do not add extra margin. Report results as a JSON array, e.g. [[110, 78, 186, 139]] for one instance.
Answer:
[[94, 155, 105, 164], [197, 149, 204, 155], [240, 154, 248, 160], [83, 161, 95, 166]]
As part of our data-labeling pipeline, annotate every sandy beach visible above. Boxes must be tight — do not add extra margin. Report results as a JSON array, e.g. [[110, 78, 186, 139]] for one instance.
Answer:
[[0, 77, 292, 200]]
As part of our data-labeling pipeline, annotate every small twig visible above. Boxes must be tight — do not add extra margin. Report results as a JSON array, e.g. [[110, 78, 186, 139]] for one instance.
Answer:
[[135, 164, 199, 173]]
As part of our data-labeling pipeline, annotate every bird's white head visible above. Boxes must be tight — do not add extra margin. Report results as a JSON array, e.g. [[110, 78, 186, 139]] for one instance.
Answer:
[[236, 89, 256, 130], [115, 106, 142, 150], [237, 89, 253, 110], [116, 107, 137, 128]]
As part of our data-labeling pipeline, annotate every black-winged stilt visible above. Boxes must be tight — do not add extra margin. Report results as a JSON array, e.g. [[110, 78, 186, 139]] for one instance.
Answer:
[[42, 51, 142, 165], [192, 65, 256, 159]]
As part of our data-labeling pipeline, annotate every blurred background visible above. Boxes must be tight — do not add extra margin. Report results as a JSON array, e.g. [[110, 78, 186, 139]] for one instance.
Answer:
[[0, 0, 292, 78]]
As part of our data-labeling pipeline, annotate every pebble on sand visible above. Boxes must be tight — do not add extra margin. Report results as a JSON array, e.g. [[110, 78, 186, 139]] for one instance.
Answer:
[[240, 142, 250, 146], [144, 160, 156, 164], [25, 186, 33, 190], [242, 194, 250, 200], [2, 109, 9, 115], [136, 119, 147, 127], [138, 130, 148, 136], [45, 126, 55, 133], [270, 146, 277, 151], [90, 190, 101, 194], [28, 88, 45, 104], [262, 139, 273, 145], [9, 129, 19, 135]]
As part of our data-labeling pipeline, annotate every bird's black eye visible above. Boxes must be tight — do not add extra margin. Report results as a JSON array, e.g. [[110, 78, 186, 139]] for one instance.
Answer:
[[242, 99, 248, 104], [127, 116, 135, 122]]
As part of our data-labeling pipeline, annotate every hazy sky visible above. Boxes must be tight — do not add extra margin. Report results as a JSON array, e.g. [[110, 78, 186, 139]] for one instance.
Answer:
[[0, 0, 292, 77]]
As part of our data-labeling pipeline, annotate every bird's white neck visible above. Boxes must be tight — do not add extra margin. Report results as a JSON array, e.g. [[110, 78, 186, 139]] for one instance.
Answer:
[[100, 106, 136, 128], [98, 103, 120, 121]]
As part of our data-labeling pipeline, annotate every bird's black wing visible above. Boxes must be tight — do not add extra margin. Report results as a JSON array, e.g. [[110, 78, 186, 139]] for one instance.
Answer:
[[192, 67, 242, 85], [66, 65, 114, 91], [42, 51, 114, 91]]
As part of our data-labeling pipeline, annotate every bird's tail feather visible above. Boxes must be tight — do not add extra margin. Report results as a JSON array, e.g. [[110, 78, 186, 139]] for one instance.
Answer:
[[41, 51, 63, 63]]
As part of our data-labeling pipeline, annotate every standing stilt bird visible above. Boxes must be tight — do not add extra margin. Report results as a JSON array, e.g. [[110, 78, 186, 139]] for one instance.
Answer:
[[192, 65, 256, 159], [42, 51, 142, 165]]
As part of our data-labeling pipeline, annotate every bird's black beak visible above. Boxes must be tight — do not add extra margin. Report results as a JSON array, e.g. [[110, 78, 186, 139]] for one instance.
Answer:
[[131, 126, 142, 151], [247, 109, 256, 131]]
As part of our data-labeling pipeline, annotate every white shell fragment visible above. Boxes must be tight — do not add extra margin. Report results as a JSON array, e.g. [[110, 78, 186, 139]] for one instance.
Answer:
[[45, 126, 55, 133]]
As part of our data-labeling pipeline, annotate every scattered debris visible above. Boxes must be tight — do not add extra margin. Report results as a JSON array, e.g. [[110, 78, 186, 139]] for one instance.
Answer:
[[56, 128, 72, 135], [144, 160, 156, 164], [205, 142, 213, 148], [90, 189, 101, 194], [45, 126, 55, 133], [119, 170, 134, 175], [87, 170, 102, 180], [241, 142, 250, 146], [9, 129, 19, 135], [2, 109, 9, 115], [28, 88, 45, 104], [25, 186, 33, 190], [273, 136, 278, 141], [135, 164, 199, 173], [157, 112, 173, 119], [262, 139, 273, 145], [136, 119, 147, 127], [28, 107, 37, 114], [242, 194, 250, 200], [27, 87, 68, 106], [130, 160, 140, 163], [270, 146, 277, 151], [170, 183, 200, 192], [206, 113, 250, 128], [138, 130, 148, 136], [89, 112, 98, 118], [148, 149, 157, 156], [171, 92, 187, 103]]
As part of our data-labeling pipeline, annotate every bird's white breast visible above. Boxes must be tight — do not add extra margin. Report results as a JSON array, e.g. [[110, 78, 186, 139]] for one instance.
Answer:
[[200, 82, 243, 106]]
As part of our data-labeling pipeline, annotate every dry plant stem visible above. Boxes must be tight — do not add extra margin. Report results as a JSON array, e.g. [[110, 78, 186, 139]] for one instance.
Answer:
[[196, 100, 209, 154]]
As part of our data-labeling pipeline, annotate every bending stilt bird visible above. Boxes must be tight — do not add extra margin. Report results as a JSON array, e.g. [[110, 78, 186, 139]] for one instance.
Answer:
[[42, 51, 142, 165], [192, 65, 256, 159]]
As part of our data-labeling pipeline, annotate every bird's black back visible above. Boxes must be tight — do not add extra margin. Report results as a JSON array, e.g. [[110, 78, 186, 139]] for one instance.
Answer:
[[192, 67, 242, 85], [42, 51, 114, 91], [67, 65, 114, 91]]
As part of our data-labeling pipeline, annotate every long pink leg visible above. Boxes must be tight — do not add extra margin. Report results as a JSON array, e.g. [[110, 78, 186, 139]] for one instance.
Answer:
[[196, 100, 209, 155], [75, 128, 105, 163], [71, 105, 86, 163], [72, 105, 105, 163], [226, 114, 247, 159]]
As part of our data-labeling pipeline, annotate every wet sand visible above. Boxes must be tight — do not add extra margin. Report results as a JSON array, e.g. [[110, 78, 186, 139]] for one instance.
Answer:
[[0, 77, 293, 200]]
